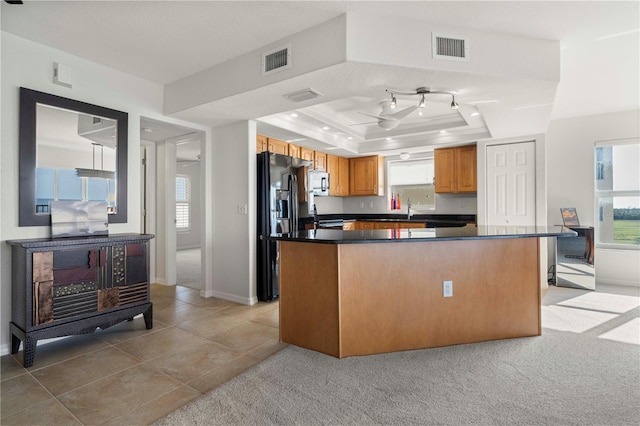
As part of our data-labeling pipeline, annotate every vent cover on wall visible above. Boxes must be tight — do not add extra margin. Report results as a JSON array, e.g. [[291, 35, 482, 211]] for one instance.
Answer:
[[262, 43, 291, 75], [432, 33, 469, 62]]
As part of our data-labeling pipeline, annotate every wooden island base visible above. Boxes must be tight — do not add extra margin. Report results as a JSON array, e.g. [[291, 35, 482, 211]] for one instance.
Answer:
[[279, 237, 541, 358]]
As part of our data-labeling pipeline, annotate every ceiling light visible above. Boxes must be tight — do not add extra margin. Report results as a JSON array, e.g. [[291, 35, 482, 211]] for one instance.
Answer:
[[322, 126, 330, 130], [386, 137, 392, 141], [450, 96, 459, 110], [418, 109, 423, 117], [290, 113, 298, 118], [399, 152, 410, 160], [470, 112, 480, 117], [440, 130, 447, 133], [347, 136, 353, 140]]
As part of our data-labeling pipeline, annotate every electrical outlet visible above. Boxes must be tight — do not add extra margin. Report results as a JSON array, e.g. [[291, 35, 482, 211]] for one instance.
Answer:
[[237, 204, 247, 215], [443, 280, 453, 297]]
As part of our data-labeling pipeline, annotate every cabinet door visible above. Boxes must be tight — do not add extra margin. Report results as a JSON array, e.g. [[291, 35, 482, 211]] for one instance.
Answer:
[[256, 135, 268, 154], [327, 154, 339, 195], [349, 156, 383, 196], [301, 147, 314, 163], [456, 145, 477, 192], [374, 222, 397, 230], [314, 151, 327, 171], [356, 221, 375, 230], [289, 143, 301, 159], [338, 156, 350, 196], [342, 221, 356, 231], [267, 138, 289, 156], [434, 148, 455, 193]]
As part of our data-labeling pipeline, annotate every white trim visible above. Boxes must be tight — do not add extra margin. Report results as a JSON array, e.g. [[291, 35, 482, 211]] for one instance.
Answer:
[[206, 289, 258, 306]]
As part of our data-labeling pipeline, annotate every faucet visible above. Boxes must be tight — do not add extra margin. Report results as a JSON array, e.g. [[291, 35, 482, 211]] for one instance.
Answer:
[[407, 198, 412, 219]]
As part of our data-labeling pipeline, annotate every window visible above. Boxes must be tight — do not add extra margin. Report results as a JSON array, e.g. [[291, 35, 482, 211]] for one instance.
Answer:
[[176, 176, 190, 230], [34, 167, 116, 214], [387, 157, 435, 211], [595, 140, 640, 248]]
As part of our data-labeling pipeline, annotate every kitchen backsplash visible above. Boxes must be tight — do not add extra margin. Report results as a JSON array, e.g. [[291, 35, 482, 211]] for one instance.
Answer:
[[309, 193, 477, 216]]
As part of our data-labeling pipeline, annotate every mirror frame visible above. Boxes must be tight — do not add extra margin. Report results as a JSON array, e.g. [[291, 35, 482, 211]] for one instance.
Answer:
[[19, 87, 128, 226]]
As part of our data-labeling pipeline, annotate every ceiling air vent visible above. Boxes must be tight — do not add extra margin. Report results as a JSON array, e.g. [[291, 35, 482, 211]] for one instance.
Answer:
[[432, 33, 469, 62], [262, 43, 291, 76], [283, 88, 323, 103]]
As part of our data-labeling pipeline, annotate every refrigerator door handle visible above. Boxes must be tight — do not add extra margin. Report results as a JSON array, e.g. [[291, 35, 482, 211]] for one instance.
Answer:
[[290, 174, 298, 233]]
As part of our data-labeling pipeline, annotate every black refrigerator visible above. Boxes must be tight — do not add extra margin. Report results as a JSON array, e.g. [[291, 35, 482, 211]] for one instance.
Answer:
[[257, 152, 311, 301]]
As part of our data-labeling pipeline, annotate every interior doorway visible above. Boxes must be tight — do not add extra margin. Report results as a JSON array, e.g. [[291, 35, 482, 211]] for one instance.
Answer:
[[139, 117, 204, 289]]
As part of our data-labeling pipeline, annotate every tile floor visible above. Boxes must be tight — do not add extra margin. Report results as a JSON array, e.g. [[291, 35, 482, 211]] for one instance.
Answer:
[[1, 284, 284, 425]]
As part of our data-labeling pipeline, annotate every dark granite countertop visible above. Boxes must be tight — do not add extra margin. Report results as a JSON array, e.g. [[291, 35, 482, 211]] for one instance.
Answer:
[[268, 226, 576, 244], [300, 214, 475, 229]]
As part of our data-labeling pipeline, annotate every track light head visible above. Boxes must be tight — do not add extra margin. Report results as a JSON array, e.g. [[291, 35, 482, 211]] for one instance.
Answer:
[[390, 94, 397, 109], [418, 94, 426, 108], [451, 95, 459, 110]]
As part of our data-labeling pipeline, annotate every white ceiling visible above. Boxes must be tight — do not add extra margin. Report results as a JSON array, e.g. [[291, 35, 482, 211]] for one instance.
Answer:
[[2, 1, 638, 156]]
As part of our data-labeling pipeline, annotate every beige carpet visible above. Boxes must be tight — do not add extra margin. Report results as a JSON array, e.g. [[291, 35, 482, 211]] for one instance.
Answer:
[[157, 285, 640, 425]]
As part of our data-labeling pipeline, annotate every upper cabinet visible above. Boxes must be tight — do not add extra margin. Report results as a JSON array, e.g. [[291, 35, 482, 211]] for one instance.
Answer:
[[314, 151, 327, 171], [256, 135, 268, 153], [256, 135, 289, 155], [300, 147, 314, 163], [434, 145, 477, 193], [288, 143, 301, 159], [327, 154, 349, 196], [267, 137, 289, 156], [349, 155, 384, 196]]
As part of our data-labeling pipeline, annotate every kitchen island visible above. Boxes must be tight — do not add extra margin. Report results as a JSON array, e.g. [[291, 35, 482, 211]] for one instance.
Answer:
[[270, 226, 576, 358]]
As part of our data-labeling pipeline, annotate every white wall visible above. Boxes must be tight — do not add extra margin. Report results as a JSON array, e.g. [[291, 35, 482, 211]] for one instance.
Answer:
[[209, 121, 257, 305], [0, 33, 209, 354], [546, 110, 640, 287]]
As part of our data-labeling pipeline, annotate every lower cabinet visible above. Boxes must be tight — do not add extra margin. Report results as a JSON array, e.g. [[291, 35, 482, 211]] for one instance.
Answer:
[[7, 233, 154, 367]]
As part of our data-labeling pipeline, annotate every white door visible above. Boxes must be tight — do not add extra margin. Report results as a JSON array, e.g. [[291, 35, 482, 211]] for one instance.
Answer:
[[487, 142, 536, 228]]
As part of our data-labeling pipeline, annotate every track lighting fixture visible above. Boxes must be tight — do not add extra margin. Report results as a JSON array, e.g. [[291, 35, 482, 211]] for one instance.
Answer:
[[385, 87, 460, 112]]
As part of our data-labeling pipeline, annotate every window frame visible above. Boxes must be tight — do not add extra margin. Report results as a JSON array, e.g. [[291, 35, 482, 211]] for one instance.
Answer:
[[175, 175, 191, 231], [386, 154, 436, 212], [594, 138, 640, 250]]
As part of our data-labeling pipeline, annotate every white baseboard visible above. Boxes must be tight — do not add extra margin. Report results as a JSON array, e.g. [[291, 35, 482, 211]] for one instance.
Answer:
[[201, 289, 258, 306]]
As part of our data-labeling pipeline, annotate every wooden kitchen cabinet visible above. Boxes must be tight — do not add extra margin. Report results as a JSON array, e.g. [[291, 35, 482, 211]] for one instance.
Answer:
[[355, 221, 375, 230], [267, 137, 289, 156], [301, 147, 315, 163], [327, 154, 350, 196], [342, 221, 356, 231], [434, 145, 477, 193], [288, 143, 301, 159], [256, 134, 268, 154], [314, 151, 327, 171], [349, 155, 384, 196], [374, 222, 397, 230]]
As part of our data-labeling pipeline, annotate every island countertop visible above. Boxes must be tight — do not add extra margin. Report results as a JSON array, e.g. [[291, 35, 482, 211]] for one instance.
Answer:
[[268, 225, 576, 244]]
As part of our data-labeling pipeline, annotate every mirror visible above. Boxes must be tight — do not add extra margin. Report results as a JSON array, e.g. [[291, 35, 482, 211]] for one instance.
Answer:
[[19, 87, 128, 226]]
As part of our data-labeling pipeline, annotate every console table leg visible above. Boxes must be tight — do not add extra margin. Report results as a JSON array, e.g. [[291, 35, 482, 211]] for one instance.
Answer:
[[23, 336, 37, 368], [11, 333, 21, 354], [143, 305, 153, 330]]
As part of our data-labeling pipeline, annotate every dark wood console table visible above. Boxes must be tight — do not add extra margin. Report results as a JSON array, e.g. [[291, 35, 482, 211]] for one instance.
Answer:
[[7, 233, 154, 367]]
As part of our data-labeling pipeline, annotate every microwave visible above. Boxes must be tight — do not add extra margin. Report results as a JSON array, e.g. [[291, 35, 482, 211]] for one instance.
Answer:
[[309, 170, 330, 196]]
